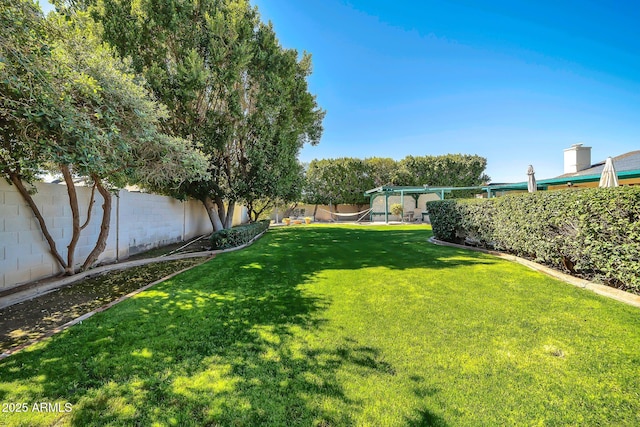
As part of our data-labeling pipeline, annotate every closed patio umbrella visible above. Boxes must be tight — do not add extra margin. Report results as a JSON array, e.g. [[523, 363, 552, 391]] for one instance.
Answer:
[[527, 165, 537, 193], [598, 157, 619, 188]]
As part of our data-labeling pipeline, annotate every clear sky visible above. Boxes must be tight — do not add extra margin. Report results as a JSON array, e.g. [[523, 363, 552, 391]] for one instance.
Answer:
[[39, 0, 640, 183], [252, 0, 640, 183]]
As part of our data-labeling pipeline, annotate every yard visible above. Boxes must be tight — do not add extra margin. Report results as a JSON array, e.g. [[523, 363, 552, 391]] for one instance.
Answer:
[[0, 225, 638, 426]]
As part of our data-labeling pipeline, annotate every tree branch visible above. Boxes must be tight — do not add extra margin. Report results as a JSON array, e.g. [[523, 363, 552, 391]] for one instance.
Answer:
[[61, 164, 80, 274], [9, 172, 68, 270], [81, 176, 112, 271], [80, 182, 97, 230]]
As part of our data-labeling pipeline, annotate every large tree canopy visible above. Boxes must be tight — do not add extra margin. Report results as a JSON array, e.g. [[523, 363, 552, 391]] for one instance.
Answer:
[[303, 154, 490, 206], [1, 1, 209, 273], [364, 157, 397, 188], [303, 158, 373, 208], [63, 0, 324, 230], [395, 154, 490, 188]]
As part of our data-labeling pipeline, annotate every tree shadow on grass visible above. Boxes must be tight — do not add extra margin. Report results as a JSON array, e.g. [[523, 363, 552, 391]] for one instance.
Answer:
[[0, 226, 484, 425], [406, 409, 449, 427], [404, 375, 449, 427], [266, 226, 497, 273]]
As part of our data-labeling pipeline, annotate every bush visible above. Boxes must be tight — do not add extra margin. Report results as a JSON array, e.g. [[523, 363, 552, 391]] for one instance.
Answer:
[[427, 187, 640, 292], [390, 203, 403, 218], [209, 220, 270, 250], [423, 200, 464, 242]]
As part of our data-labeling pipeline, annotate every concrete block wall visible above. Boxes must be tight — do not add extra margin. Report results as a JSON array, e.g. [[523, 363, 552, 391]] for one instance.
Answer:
[[118, 191, 186, 258], [0, 180, 245, 291], [0, 180, 108, 289]]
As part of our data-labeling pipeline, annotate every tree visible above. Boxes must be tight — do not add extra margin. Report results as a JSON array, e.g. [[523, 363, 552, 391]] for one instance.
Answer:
[[396, 154, 490, 189], [302, 154, 490, 208], [232, 22, 321, 222], [1, 2, 209, 274], [303, 158, 373, 210], [334, 158, 374, 206], [63, 0, 324, 231], [364, 157, 396, 187]]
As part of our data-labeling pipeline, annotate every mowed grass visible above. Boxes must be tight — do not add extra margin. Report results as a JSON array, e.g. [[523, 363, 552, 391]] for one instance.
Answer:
[[1, 225, 639, 426]]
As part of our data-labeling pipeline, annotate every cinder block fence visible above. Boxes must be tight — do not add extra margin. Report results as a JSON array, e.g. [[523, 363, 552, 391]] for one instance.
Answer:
[[0, 180, 246, 292]]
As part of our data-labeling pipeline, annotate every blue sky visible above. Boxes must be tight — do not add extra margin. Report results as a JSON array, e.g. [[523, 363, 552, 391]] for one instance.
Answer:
[[39, 0, 640, 183], [253, 0, 640, 182]]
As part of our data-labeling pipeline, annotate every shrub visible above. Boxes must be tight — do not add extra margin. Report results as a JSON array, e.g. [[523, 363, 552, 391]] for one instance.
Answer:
[[424, 200, 464, 242], [427, 187, 640, 292], [210, 220, 270, 250], [390, 203, 403, 218]]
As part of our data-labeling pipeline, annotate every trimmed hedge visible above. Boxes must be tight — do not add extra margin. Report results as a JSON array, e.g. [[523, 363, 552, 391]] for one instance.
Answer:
[[209, 219, 270, 250], [427, 187, 640, 292]]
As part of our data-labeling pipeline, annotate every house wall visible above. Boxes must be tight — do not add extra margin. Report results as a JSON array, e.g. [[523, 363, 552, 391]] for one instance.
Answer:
[[370, 193, 440, 221], [270, 194, 442, 223], [271, 204, 367, 222], [0, 180, 247, 291]]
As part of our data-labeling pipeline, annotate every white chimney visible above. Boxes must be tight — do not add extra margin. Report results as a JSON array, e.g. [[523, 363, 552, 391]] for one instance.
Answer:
[[563, 143, 592, 174]]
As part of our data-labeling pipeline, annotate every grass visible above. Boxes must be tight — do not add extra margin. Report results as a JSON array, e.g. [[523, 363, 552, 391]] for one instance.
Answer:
[[0, 258, 206, 353], [0, 224, 639, 426]]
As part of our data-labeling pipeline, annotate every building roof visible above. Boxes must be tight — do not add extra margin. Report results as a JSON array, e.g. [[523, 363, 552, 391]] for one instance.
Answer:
[[364, 150, 640, 197], [482, 169, 640, 194], [480, 150, 640, 194], [556, 150, 640, 178]]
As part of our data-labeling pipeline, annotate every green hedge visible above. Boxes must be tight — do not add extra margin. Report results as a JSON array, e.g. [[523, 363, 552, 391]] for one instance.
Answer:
[[427, 187, 640, 292], [209, 220, 270, 250]]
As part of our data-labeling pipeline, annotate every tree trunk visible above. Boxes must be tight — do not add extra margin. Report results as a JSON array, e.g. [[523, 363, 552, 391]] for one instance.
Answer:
[[246, 201, 255, 222], [202, 196, 224, 231], [60, 165, 80, 275], [80, 183, 97, 230], [224, 202, 235, 229], [81, 177, 112, 271], [215, 196, 227, 227], [313, 204, 318, 217], [9, 172, 68, 271]]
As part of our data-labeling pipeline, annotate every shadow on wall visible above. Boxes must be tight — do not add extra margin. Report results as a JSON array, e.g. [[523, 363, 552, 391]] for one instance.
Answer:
[[0, 179, 249, 290]]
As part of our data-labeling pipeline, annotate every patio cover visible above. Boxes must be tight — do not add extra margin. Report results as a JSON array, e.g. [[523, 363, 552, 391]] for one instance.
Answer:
[[364, 185, 484, 223]]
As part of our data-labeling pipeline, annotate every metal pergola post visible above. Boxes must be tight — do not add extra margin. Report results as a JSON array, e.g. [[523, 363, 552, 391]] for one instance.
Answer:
[[369, 194, 374, 221], [385, 193, 389, 223]]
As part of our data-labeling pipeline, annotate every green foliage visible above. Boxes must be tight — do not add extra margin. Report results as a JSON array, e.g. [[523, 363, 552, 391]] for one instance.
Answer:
[[0, 1, 209, 273], [423, 200, 464, 242], [209, 219, 270, 249], [396, 154, 490, 187], [389, 203, 403, 217], [69, 0, 324, 230], [303, 157, 373, 206], [303, 154, 489, 206], [0, 2, 209, 189], [0, 0, 50, 183], [363, 157, 396, 187], [428, 187, 640, 292]]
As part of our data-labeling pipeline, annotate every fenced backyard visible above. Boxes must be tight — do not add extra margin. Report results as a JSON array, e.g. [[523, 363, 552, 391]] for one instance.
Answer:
[[1, 225, 638, 426]]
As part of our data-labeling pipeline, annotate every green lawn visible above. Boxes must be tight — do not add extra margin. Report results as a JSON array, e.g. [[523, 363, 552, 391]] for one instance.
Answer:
[[1, 225, 639, 426]]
